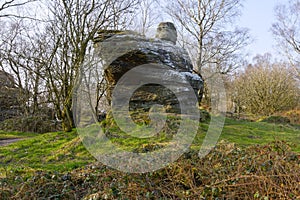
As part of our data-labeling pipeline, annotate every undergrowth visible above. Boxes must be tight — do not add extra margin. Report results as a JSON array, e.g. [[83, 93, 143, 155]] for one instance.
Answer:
[[0, 118, 300, 199], [1, 141, 299, 199]]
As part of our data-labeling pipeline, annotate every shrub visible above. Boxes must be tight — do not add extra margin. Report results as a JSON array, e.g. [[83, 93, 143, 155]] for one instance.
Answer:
[[0, 115, 61, 133], [283, 109, 300, 124], [261, 115, 291, 124], [232, 55, 299, 116]]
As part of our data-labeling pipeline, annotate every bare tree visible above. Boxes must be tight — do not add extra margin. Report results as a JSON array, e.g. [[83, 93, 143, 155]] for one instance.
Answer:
[[127, 0, 162, 36], [272, 0, 300, 78], [166, 0, 250, 75], [0, 0, 38, 18], [232, 54, 299, 116], [0, 18, 48, 116], [43, 0, 138, 132]]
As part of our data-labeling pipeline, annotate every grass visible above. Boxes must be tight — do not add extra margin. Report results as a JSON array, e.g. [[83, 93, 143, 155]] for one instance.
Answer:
[[2, 140, 299, 199], [0, 130, 95, 178], [0, 130, 36, 140], [193, 118, 300, 152], [0, 117, 299, 177], [0, 117, 299, 199]]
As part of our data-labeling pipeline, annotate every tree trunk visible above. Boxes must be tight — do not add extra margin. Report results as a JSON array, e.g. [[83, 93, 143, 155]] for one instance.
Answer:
[[62, 98, 74, 132]]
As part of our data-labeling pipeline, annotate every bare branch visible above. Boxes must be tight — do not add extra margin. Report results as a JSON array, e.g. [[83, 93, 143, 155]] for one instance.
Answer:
[[166, 0, 249, 74], [272, 0, 300, 77], [0, 0, 37, 17]]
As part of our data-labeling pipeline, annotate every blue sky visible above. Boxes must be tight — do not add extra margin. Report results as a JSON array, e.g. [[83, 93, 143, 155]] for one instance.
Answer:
[[239, 0, 290, 60]]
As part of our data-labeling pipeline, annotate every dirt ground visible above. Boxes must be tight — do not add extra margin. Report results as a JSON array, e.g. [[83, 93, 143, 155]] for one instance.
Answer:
[[0, 138, 23, 146]]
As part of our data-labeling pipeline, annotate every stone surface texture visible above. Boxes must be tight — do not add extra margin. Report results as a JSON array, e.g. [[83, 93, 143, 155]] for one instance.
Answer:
[[94, 30, 203, 114]]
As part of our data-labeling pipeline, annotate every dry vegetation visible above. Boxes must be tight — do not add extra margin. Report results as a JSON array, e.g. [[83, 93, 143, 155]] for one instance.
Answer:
[[1, 140, 299, 199]]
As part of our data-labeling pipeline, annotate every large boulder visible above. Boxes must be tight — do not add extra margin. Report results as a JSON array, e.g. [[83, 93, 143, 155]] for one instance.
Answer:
[[94, 29, 203, 115]]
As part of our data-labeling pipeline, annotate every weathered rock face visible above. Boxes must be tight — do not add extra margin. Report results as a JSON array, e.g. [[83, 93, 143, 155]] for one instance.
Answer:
[[0, 70, 15, 87], [155, 22, 178, 45], [0, 71, 20, 121], [94, 30, 203, 114]]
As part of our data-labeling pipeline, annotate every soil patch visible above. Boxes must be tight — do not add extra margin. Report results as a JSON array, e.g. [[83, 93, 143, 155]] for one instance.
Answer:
[[0, 138, 23, 146]]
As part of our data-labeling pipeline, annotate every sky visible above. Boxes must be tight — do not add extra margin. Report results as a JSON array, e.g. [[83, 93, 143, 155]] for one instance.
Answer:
[[1, 0, 291, 62], [238, 0, 290, 61]]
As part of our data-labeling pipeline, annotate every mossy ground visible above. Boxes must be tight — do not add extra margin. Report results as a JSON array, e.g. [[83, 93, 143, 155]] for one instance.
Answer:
[[0, 117, 299, 199]]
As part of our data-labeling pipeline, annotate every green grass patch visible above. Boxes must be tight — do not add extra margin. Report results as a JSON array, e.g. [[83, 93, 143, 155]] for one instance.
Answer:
[[0, 130, 95, 178], [192, 118, 300, 152], [0, 130, 36, 140]]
